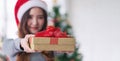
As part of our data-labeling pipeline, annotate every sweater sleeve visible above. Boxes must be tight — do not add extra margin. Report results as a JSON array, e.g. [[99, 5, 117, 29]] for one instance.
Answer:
[[2, 38, 23, 61]]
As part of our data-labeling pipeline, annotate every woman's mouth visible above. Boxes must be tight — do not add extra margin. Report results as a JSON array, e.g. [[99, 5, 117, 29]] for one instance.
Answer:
[[31, 27, 38, 30]]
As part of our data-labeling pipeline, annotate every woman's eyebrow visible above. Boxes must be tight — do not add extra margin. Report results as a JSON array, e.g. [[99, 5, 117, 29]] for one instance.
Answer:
[[38, 15, 44, 16]]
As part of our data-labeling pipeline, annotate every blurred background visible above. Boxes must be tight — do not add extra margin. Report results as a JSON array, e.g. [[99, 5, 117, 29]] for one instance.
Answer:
[[0, 0, 120, 61]]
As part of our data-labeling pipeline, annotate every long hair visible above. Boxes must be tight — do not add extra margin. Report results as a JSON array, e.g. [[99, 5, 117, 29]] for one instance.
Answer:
[[17, 7, 54, 61]]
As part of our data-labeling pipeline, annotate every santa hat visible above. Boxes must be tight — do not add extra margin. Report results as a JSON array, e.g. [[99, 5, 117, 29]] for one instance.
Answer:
[[14, 0, 47, 26]]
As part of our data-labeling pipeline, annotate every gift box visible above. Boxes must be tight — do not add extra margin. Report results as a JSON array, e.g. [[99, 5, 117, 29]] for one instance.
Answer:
[[29, 37, 75, 51]]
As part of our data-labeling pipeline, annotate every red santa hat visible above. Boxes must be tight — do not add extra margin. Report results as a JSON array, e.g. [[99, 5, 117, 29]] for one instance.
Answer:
[[14, 0, 47, 26]]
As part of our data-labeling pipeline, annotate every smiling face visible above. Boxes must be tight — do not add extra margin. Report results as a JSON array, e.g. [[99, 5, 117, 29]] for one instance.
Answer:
[[18, 7, 47, 38], [27, 7, 45, 34]]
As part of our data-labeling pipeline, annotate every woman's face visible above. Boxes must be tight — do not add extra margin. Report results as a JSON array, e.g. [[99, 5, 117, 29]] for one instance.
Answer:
[[27, 7, 45, 34]]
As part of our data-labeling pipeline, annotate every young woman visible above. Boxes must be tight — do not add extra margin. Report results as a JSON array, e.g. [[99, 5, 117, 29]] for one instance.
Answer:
[[2, 0, 54, 61]]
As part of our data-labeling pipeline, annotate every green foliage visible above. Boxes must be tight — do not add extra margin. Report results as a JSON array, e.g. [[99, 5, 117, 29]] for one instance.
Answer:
[[53, 6, 60, 18]]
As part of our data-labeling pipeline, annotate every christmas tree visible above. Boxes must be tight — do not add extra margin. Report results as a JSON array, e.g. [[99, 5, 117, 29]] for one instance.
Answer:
[[48, 0, 82, 61]]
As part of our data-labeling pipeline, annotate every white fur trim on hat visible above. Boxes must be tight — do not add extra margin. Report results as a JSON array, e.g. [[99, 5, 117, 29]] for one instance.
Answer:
[[17, 0, 47, 21]]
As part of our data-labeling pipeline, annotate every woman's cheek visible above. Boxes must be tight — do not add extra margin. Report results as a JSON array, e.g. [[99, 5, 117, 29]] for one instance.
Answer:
[[38, 20, 44, 26], [27, 20, 32, 26]]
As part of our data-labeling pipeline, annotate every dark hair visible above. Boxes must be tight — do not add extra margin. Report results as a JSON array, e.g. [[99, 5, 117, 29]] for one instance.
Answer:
[[18, 7, 47, 38]]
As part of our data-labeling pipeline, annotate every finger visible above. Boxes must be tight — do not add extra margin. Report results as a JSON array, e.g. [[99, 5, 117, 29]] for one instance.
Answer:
[[22, 40, 34, 53], [27, 50, 35, 53], [24, 46, 35, 53], [25, 34, 34, 42], [25, 34, 34, 38]]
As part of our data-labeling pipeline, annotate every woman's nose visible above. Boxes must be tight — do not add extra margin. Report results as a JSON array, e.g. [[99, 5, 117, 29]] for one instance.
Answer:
[[32, 18, 37, 25]]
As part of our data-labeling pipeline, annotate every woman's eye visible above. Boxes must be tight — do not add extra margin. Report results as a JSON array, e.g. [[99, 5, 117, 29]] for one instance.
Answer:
[[38, 16, 44, 19], [28, 16, 32, 19]]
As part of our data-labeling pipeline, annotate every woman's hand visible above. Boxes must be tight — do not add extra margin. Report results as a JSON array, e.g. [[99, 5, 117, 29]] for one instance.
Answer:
[[20, 34, 35, 53]]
